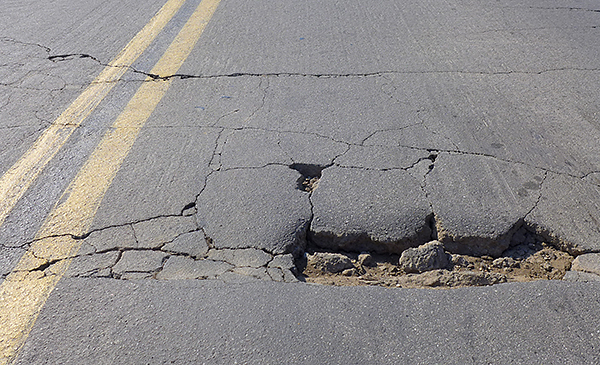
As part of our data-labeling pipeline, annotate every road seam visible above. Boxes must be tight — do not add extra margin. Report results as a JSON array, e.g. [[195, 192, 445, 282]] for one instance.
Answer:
[[0, 0, 221, 363]]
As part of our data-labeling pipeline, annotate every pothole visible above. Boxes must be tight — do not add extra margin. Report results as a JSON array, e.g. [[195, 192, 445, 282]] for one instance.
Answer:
[[289, 163, 328, 192], [298, 237, 575, 289]]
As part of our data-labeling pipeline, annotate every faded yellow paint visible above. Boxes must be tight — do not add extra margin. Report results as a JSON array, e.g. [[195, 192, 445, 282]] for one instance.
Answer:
[[0, 0, 221, 363], [0, 0, 187, 229]]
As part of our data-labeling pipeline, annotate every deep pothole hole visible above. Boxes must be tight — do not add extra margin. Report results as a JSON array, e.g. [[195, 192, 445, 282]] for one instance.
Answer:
[[289, 163, 328, 192], [297, 226, 575, 289]]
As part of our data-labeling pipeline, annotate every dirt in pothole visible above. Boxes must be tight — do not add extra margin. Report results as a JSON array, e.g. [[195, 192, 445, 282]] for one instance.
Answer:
[[300, 242, 574, 289]]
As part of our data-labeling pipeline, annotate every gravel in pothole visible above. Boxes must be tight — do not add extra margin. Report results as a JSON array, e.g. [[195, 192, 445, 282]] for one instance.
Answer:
[[300, 241, 574, 289]]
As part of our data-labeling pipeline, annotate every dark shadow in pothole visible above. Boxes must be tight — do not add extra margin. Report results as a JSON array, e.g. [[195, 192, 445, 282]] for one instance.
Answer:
[[289, 163, 329, 192]]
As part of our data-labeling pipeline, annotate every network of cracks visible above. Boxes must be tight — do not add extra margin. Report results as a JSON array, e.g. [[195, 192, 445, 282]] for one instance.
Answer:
[[57, 216, 581, 290], [11, 162, 599, 289]]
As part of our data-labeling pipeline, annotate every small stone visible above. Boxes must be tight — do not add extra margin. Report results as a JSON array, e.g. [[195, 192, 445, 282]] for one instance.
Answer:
[[342, 268, 356, 276], [399, 241, 450, 273], [451, 254, 468, 267], [307, 252, 354, 273], [571, 253, 600, 276], [563, 270, 600, 282], [492, 257, 519, 268], [358, 253, 376, 267]]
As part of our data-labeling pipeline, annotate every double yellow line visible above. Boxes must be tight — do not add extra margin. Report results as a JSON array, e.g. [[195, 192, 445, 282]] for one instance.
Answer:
[[0, 0, 221, 362]]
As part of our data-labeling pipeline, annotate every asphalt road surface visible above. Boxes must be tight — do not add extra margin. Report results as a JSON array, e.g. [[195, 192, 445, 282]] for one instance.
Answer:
[[1, 0, 600, 363]]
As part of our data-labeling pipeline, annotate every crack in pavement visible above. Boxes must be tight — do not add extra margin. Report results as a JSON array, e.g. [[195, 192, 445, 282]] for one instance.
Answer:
[[80, 68, 600, 85], [516, 6, 600, 13], [139, 121, 597, 185], [13, 208, 196, 251], [131, 68, 600, 81], [0, 37, 51, 53], [362, 137, 597, 181], [461, 25, 600, 35], [46, 242, 299, 283], [4, 33, 600, 92], [524, 171, 550, 220], [198, 124, 596, 184], [207, 78, 270, 172]]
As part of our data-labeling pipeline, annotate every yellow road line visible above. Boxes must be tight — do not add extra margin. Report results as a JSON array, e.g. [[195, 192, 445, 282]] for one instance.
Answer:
[[0, 0, 188, 229], [0, 0, 221, 363]]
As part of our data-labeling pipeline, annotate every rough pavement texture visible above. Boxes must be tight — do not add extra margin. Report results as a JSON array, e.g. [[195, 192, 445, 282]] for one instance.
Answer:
[[311, 166, 433, 254], [14, 278, 600, 364], [196, 166, 312, 255]]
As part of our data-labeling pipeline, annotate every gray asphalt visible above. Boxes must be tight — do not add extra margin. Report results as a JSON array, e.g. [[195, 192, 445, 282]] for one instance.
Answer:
[[2, 0, 600, 363], [14, 278, 600, 365]]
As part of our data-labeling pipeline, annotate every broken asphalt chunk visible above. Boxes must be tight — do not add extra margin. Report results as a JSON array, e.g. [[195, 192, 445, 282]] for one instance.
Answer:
[[157, 256, 232, 280], [112, 251, 168, 276], [206, 248, 272, 268], [525, 173, 600, 255], [161, 230, 209, 259], [306, 252, 354, 274], [133, 215, 198, 249], [570, 253, 600, 276], [398, 240, 450, 273], [427, 154, 544, 257], [197, 166, 312, 254], [65, 252, 120, 278], [310, 166, 432, 253]]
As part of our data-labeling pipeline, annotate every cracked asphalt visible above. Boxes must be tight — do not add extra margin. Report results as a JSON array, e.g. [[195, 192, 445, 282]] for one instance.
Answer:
[[2, 0, 600, 363]]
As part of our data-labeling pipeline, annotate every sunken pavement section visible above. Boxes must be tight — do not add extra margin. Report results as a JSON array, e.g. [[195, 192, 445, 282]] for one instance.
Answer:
[[50, 150, 600, 287], [2, 38, 600, 287]]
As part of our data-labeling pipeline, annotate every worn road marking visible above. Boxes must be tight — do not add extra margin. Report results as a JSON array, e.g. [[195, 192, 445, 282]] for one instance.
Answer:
[[0, 0, 221, 363], [0, 0, 188, 229]]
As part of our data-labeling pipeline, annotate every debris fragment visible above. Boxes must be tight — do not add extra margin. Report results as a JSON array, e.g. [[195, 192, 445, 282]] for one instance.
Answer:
[[301, 240, 574, 289], [358, 253, 376, 267], [398, 240, 450, 273], [570, 253, 600, 276], [306, 252, 354, 273]]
